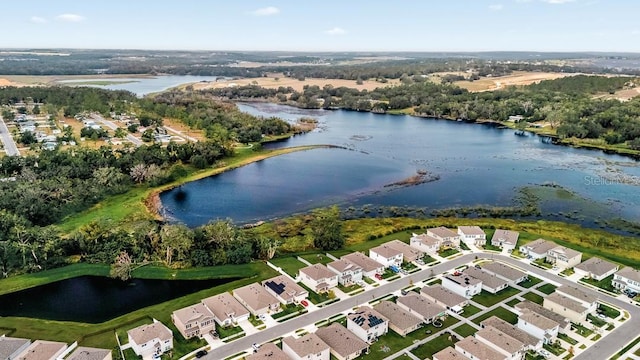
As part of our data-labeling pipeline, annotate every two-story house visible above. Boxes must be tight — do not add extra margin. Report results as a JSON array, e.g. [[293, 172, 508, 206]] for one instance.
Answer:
[[546, 246, 582, 269], [457, 226, 487, 247], [612, 267, 640, 293], [127, 321, 173, 358], [396, 294, 446, 324], [519, 239, 557, 260], [233, 283, 281, 316], [315, 323, 369, 360], [202, 292, 250, 327], [479, 261, 527, 285], [490, 229, 520, 252], [427, 227, 461, 248], [409, 233, 441, 255], [475, 326, 526, 360], [262, 275, 309, 304], [346, 306, 389, 343], [383, 239, 424, 263], [298, 264, 338, 293], [442, 274, 482, 298], [341, 252, 384, 279], [327, 259, 363, 286], [368, 244, 403, 269], [171, 303, 215, 339]]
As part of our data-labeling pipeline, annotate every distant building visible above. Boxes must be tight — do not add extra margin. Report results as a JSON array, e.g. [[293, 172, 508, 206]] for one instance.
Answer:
[[298, 264, 338, 293], [508, 115, 524, 122], [315, 323, 369, 360], [457, 226, 486, 247], [346, 306, 389, 343], [574, 257, 619, 281], [373, 301, 422, 337], [282, 334, 330, 360], [127, 321, 173, 358], [262, 275, 308, 304], [612, 267, 640, 293], [327, 259, 363, 286], [490, 230, 519, 252]]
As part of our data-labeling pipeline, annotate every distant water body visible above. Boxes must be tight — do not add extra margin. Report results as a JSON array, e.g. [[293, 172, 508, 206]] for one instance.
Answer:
[[58, 75, 220, 96], [161, 102, 640, 228]]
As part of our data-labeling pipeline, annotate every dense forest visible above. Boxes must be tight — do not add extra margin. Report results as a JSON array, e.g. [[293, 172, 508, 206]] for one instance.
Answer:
[[0, 87, 296, 278], [209, 75, 640, 149]]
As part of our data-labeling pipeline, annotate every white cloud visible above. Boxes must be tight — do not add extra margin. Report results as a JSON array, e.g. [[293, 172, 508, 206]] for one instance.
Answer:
[[325, 27, 347, 36], [541, 0, 576, 4], [489, 4, 504, 10], [251, 6, 280, 16], [56, 13, 85, 22], [30, 16, 47, 24]]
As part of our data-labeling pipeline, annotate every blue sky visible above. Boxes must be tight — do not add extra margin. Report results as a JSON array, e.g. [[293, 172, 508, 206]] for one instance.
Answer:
[[2, 0, 639, 52]]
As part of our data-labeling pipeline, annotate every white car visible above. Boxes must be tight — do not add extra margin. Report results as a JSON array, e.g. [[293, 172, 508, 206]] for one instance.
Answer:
[[597, 313, 607, 320]]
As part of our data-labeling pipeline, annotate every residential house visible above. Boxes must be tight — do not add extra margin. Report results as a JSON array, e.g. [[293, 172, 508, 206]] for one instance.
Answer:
[[127, 321, 173, 358], [327, 259, 362, 286], [372, 301, 423, 337], [516, 308, 560, 344], [368, 244, 403, 268], [282, 334, 330, 360], [298, 264, 338, 293], [246, 343, 291, 360], [341, 252, 384, 279], [555, 286, 598, 312], [490, 230, 519, 252], [233, 283, 280, 316], [427, 227, 461, 248], [543, 293, 590, 324], [420, 284, 469, 311], [346, 306, 389, 343], [612, 267, 640, 293], [432, 347, 467, 360], [480, 316, 543, 351], [66, 347, 112, 360], [508, 115, 524, 122], [574, 257, 619, 281], [518, 239, 557, 260], [409, 233, 441, 255], [546, 246, 582, 269], [442, 274, 482, 298], [262, 275, 309, 304], [171, 303, 215, 339], [455, 336, 508, 360], [384, 240, 423, 263], [463, 267, 509, 294], [396, 294, 446, 324], [479, 262, 527, 285], [202, 292, 250, 327], [315, 323, 369, 360], [0, 337, 31, 360], [514, 301, 570, 333], [14, 341, 67, 360], [475, 326, 525, 360], [457, 226, 486, 247]]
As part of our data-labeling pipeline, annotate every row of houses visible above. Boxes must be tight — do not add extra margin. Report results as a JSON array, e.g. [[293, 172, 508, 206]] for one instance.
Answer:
[[410, 227, 520, 254], [0, 336, 111, 360], [442, 261, 528, 298], [519, 239, 583, 269]]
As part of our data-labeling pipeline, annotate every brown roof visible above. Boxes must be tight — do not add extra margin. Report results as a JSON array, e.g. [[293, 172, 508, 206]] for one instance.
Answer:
[[245, 343, 290, 360], [282, 334, 329, 357], [385, 239, 423, 261], [369, 244, 403, 259], [545, 293, 589, 313], [420, 284, 467, 308], [556, 285, 597, 304], [476, 326, 524, 355], [463, 267, 509, 290], [575, 257, 618, 277], [615, 267, 640, 283], [315, 323, 368, 359], [262, 275, 308, 302], [516, 301, 569, 329], [373, 301, 422, 332], [428, 227, 458, 239], [234, 283, 280, 311], [480, 316, 540, 347], [15, 341, 67, 360], [397, 294, 446, 319], [66, 347, 112, 360], [127, 322, 172, 345], [347, 306, 389, 330], [457, 226, 485, 236], [202, 292, 250, 322], [341, 252, 384, 273], [0, 337, 31, 360], [433, 347, 467, 360], [522, 239, 557, 254], [327, 259, 361, 273], [480, 262, 526, 282], [518, 308, 560, 330], [172, 303, 214, 326], [411, 233, 441, 247], [491, 229, 519, 246], [548, 246, 582, 259], [456, 336, 505, 360], [299, 264, 336, 281]]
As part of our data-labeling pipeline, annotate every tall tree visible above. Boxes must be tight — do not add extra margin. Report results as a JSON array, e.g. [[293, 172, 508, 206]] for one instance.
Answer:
[[160, 224, 193, 266], [311, 206, 345, 251], [110, 251, 133, 281]]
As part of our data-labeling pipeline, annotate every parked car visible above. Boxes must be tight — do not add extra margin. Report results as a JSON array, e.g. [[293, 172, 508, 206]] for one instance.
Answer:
[[375, 273, 383, 280], [401, 289, 408, 296], [597, 313, 607, 320], [301, 300, 309, 307], [195, 350, 208, 358]]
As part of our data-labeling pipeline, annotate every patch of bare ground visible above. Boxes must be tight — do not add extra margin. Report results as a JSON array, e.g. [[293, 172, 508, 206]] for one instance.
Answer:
[[188, 75, 399, 92], [453, 71, 574, 92]]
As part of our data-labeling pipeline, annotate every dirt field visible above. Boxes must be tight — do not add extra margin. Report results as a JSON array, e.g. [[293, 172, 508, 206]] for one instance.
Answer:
[[594, 88, 640, 101], [0, 74, 152, 86], [161, 118, 206, 141], [190, 75, 399, 92], [453, 71, 573, 92]]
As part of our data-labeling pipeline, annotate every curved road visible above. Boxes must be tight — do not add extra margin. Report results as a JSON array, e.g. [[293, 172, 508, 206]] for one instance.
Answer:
[[205, 253, 639, 360], [0, 115, 20, 156]]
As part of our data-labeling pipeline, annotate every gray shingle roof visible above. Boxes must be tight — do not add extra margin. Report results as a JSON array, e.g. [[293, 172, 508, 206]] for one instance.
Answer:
[[315, 323, 368, 359], [491, 229, 519, 246], [66, 347, 112, 360], [245, 343, 290, 360], [0, 337, 30, 360], [480, 262, 526, 282], [282, 334, 329, 357], [373, 301, 422, 333], [420, 284, 468, 308], [127, 322, 172, 345], [575, 257, 618, 277]]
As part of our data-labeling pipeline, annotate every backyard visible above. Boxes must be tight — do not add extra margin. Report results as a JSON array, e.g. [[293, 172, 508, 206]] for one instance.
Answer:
[[473, 306, 519, 325], [472, 287, 520, 307]]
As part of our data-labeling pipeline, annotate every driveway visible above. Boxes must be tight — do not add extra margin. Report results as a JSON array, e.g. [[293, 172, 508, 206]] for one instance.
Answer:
[[0, 115, 20, 156]]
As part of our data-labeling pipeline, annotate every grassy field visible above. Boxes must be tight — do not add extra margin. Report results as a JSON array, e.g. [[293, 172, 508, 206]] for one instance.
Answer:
[[411, 332, 458, 359], [520, 276, 543, 289], [453, 323, 478, 337], [269, 256, 306, 277], [460, 304, 482, 318], [538, 283, 558, 295], [472, 287, 520, 307], [581, 274, 616, 292], [473, 306, 518, 325]]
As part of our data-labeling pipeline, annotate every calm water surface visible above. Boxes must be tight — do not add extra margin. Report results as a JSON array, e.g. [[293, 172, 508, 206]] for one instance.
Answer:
[[161, 103, 640, 227], [59, 75, 220, 96]]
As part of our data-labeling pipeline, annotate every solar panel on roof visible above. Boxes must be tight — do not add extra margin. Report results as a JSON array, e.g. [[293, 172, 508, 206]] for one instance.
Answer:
[[265, 281, 286, 295]]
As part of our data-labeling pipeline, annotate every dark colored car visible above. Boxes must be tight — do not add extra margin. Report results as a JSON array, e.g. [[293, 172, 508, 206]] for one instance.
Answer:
[[195, 350, 208, 358]]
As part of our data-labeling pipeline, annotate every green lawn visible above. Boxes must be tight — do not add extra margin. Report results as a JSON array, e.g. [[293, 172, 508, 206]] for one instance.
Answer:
[[422, 254, 437, 264], [599, 303, 621, 318], [298, 283, 333, 304], [587, 314, 607, 328], [560, 267, 575, 276], [337, 283, 362, 293], [460, 304, 482, 318], [505, 298, 521, 307], [460, 242, 471, 251], [558, 333, 579, 345], [571, 323, 594, 337], [537, 283, 557, 295], [472, 287, 520, 307], [483, 243, 502, 252], [533, 258, 553, 269], [525, 351, 546, 360], [298, 253, 333, 265], [438, 248, 460, 258], [248, 315, 263, 327], [581, 274, 616, 293], [425, 278, 442, 285], [271, 304, 306, 321], [453, 323, 478, 337], [473, 306, 518, 325], [216, 323, 244, 339], [411, 333, 458, 359], [269, 256, 306, 277], [544, 342, 566, 356], [522, 292, 544, 305], [520, 276, 543, 288]]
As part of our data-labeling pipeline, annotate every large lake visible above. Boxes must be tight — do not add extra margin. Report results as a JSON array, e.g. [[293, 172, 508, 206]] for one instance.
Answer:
[[58, 75, 220, 96], [161, 103, 640, 228]]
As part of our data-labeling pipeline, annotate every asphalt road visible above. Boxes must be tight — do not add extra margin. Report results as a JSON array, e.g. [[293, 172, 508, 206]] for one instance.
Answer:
[[0, 115, 20, 156], [204, 253, 640, 360], [90, 114, 143, 146]]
